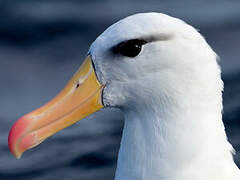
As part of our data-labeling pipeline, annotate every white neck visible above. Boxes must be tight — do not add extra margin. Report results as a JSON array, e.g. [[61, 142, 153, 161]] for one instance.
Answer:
[[114, 95, 239, 180]]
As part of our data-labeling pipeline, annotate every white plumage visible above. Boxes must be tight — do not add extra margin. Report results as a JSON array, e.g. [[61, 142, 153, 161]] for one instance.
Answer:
[[89, 13, 240, 180]]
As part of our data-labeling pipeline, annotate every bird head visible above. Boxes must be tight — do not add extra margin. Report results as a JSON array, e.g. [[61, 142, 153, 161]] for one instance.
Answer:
[[8, 13, 221, 159]]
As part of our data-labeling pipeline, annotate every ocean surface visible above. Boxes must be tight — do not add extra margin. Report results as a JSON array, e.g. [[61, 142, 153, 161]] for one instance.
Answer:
[[0, 0, 240, 180]]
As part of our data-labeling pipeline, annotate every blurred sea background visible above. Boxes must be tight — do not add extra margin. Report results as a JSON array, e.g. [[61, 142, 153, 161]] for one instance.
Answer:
[[0, 0, 240, 180]]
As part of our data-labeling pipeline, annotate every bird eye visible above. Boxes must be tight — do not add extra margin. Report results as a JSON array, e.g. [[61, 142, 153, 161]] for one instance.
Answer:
[[112, 39, 147, 58]]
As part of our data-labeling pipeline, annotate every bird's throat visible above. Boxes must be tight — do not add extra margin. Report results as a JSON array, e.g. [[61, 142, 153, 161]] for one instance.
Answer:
[[114, 105, 237, 180]]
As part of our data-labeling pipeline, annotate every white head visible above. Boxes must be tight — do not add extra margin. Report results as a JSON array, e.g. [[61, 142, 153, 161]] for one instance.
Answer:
[[90, 12, 223, 114], [89, 13, 239, 180]]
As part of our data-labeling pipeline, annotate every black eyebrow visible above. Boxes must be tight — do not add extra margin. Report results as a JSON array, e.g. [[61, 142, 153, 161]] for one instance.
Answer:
[[140, 33, 174, 42], [111, 33, 174, 51]]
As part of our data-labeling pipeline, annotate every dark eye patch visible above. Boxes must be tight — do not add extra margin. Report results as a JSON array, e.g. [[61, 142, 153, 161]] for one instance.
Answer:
[[112, 39, 147, 58]]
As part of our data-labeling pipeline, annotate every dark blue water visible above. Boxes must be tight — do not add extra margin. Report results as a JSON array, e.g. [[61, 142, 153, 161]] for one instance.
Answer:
[[0, 1, 240, 180]]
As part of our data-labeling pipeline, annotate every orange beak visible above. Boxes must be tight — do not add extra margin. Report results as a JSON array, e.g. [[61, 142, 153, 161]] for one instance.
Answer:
[[8, 56, 104, 159]]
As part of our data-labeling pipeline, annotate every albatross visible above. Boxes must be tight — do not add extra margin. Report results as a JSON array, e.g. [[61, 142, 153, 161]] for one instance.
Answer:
[[8, 13, 240, 180]]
